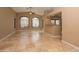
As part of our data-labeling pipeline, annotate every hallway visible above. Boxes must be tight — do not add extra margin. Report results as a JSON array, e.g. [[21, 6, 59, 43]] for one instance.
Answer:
[[0, 7, 79, 52], [0, 30, 76, 52]]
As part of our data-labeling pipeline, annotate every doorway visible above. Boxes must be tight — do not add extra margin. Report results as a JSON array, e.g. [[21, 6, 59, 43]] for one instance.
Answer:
[[20, 17, 29, 29], [20, 16, 43, 31], [32, 17, 40, 28]]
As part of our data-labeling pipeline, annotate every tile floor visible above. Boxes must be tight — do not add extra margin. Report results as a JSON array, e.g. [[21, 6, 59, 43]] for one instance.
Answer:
[[0, 30, 77, 52]]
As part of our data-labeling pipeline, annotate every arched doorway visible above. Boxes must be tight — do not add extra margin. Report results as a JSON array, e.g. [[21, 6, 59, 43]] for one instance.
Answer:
[[20, 17, 29, 29], [20, 16, 43, 30], [32, 17, 40, 28]]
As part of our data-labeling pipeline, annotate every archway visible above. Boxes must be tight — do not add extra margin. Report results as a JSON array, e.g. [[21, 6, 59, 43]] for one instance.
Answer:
[[32, 17, 40, 28], [20, 17, 29, 29]]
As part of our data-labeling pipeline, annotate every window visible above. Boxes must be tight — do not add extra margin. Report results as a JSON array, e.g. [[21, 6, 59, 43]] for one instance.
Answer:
[[56, 20, 60, 25], [51, 20, 60, 25], [20, 17, 29, 28], [51, 20, 55, 25], [32, 17, 39, 28]]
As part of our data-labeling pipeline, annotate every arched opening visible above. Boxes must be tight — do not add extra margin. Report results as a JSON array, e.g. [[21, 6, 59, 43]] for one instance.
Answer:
[[32, 17, 40, 28], [20, 17, 29, 29]]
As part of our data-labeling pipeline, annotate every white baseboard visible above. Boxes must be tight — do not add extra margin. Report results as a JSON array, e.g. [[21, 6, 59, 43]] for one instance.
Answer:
[[0, 31, 16, 42], [62, 40, 79, 51]]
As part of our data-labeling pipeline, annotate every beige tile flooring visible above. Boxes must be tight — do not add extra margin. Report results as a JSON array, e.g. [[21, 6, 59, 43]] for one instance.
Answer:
[[0, 30, 77, 52]]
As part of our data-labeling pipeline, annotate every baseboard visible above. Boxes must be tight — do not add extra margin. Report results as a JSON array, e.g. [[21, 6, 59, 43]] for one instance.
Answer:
[[0, 31, 16, 42], [16, 30, 44, 33], [62, 40, 79, 51], [46, 33, 60, 37]]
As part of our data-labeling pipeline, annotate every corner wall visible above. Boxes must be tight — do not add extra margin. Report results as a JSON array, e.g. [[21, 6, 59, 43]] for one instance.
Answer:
[[0, 7, 16, 39], [62, 7, 79, 47]]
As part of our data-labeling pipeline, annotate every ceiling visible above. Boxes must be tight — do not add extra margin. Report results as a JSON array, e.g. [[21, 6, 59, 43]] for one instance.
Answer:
[[11, 7, 53, 15]]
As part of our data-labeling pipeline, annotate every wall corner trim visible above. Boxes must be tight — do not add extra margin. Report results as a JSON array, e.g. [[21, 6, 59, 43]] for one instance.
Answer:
[[0, 31, 16, 42], [62, 40, 79, 51]]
